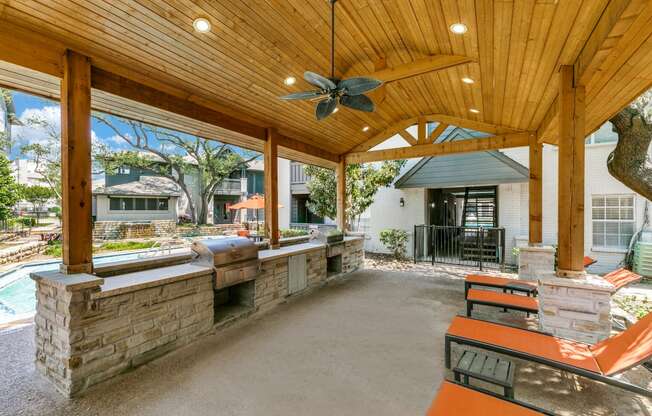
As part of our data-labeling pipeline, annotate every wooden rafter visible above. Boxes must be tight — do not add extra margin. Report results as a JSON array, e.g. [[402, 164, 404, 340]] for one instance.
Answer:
[[398, 129, 418, 146], [345, 133, 532, 164], [417, 117, 427, 143], [366, 55, 474, 83], [427, 123, 449, 144]]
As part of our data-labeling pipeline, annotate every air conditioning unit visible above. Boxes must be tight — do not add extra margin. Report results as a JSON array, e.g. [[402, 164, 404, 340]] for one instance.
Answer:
[[633, 241, 652, 278]]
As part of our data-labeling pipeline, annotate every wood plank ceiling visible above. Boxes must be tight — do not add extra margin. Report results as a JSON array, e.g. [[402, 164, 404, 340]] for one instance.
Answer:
[[1, 0, 652, 159]]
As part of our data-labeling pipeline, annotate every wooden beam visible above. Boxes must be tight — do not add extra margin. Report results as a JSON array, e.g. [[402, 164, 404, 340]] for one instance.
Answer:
[[417, 117, 426, 143], [336, 158, 347, 232], [345, 133, 532, 164], [427, 123, 449, 144], [264, 128, 279, 249], [423, 114, 521, 135], [557, 66, 585, 276], [60, 50, 93, 274], [369, 55, 474, 83], [528, 134, 543, 245], [350, 119, 417, 152], [398, 129, 418, 146]]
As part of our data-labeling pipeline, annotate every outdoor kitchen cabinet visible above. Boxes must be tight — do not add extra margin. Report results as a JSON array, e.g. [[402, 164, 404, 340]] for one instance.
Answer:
[[288, 254, 308, 295]]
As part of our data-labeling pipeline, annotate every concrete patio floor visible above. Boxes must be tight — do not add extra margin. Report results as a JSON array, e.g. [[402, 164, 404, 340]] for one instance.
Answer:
[[1, 267, 651, 416]]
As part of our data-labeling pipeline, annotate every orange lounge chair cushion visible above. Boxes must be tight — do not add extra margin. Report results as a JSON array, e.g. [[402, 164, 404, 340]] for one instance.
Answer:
[[590, 312, 652, 376], [447, 316, 602, 373], [466, 274, 537, 289], [427, 381, 544, 416], [467, 289, 539, 312], [602, 268, 641, 291]]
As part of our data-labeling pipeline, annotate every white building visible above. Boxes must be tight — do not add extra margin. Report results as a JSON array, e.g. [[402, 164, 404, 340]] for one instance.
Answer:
[[358, 122, 650, 275]]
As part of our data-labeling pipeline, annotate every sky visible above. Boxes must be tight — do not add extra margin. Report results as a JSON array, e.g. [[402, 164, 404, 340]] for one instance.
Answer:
[[6, 90, 260, 160]]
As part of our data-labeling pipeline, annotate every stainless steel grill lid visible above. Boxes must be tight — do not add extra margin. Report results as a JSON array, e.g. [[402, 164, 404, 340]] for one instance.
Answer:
[[192, 237, 258, 267]]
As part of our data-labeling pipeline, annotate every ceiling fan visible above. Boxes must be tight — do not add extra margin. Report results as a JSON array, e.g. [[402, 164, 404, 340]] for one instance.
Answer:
[[279, 0, 383, 120]]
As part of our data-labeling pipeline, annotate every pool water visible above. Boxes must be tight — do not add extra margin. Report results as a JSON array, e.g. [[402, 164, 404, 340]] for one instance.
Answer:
[[0, 251, 167, 324]]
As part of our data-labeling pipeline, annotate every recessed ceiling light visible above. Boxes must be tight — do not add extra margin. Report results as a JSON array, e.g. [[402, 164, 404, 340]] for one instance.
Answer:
[[461, 77, 474, 84], [362, 126, 370, 132], [332, 107, 339, 114], [449, 23, 467, 34], [469, 108, 480, 114], [284, 76, 297, 86], [193, 18, 211, 33]]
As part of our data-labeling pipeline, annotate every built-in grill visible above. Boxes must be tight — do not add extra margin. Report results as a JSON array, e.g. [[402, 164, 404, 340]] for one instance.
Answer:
[[309, 226, 345, 277], [191, 237, 260, 289]]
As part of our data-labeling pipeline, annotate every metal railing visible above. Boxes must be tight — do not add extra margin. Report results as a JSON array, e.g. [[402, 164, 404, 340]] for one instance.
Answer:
[[290, 162, 308, 184], [414, 225, 506, 271], [214, 178, 242, 194]]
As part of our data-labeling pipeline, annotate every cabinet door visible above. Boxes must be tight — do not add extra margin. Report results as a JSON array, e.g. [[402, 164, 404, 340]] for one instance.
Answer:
[[288, 254, 307, 295]]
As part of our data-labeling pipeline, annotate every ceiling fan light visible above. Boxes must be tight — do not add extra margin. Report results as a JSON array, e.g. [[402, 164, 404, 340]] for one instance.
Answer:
[[193, 18, 211, 33], [284, 76, 297, 86], [449, 23, 467, 34], [362, 126, 370, 132], [332, 107, 339, 114]]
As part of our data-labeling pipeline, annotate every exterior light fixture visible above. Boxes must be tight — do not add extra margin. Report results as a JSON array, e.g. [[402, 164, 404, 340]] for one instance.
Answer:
[[400, 197, 405, 207], [449, 23, 467, 34], [284, 76, 297, 86], [430, 202, 436, 208], [461, 77, 474, 84], [469, 108, 480, 114], [362, 126, 370, 132], [193, 17, 212, 33]]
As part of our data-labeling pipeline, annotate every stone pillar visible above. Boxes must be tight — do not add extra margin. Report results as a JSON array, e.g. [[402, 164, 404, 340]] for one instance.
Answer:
[[538, 274, 615, 344], [31, 271, 104, 396], [518, 246, 555, 281]]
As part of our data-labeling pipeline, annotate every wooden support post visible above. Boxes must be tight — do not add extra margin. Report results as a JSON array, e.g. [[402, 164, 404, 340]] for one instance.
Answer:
[[60, 50, 93, 274], [417, 117, 426, 143], [264, 128, 280, 249], [528, 133, 543, 245], [336, 158, 347, 232], [557, 65, 586, 277]]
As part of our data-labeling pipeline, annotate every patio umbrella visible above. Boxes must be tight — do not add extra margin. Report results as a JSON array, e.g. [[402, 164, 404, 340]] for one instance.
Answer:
[[229, 195, 283, 231]]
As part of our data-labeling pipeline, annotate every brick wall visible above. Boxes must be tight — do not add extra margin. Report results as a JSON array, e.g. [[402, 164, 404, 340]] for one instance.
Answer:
[[32, 270, 213, 396]]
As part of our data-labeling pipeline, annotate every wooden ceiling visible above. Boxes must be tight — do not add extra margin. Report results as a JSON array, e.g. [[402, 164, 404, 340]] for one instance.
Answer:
[[1, 0, 652, 163]]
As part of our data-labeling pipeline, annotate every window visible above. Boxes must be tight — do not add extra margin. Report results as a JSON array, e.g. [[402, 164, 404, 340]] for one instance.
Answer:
[[117, 166, 131, 175], [592, 195, 635, 250], [109, 197, 170, 211]]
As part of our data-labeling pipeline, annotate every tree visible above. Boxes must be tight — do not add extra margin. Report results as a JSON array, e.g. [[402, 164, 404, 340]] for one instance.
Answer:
[[0, 88, 19, 152], [0, 153, 21, 222], [21, 185, 55, 224], [94, 115, 258, 224], [19, 115, 62, 201], [304, 160, 405, 229], [609, 90, 652, 200]]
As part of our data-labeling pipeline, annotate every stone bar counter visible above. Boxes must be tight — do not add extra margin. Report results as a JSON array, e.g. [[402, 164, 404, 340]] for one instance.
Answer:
[[31, 236, 365, 396]]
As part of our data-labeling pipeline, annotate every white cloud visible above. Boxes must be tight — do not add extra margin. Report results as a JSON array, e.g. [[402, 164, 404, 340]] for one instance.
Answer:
[[12, 106, 61, 147]]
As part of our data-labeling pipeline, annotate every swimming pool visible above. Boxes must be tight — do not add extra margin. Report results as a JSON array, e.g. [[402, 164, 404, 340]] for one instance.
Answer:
[[0, 250, 186, 325]]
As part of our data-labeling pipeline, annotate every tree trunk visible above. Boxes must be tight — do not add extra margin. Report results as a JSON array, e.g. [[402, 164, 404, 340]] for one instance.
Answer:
[[197, 195, 210, 225], [609, 107, 652, 201]]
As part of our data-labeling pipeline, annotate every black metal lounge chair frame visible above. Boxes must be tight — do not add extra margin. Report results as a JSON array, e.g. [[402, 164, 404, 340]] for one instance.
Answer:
[[444, 316, 652, 398], [441, 380, 556, 416], [464, 280, 538, 299], [466, 295, 538, 317]]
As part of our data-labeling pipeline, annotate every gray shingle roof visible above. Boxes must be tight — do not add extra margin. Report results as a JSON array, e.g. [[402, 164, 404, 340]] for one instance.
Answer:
[[93, 176, 181, 197]]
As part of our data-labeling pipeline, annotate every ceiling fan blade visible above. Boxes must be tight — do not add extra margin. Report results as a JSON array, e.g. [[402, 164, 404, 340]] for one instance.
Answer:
[[279, 91, 325, 100], [340, 94, 375, 112], [338, 77, 383, 96], [315, 98, 337, 120], [304, 71, 337, 91]]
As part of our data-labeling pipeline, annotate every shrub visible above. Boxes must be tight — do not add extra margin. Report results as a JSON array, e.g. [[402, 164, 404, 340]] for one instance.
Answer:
[[281, 228, 308, 238], [379, 229, 409, 260], [9, 216, 36, 228], [44, 241, 62, 257]]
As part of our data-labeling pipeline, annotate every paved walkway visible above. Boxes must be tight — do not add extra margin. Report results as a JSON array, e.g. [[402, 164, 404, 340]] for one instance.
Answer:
[[0, 268, 650, 415]]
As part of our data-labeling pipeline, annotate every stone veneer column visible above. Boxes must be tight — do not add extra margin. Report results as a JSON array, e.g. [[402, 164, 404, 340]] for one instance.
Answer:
[[31, 271, 104, 396], [518, 246, 555, 281], [538, 273, 615, 344]]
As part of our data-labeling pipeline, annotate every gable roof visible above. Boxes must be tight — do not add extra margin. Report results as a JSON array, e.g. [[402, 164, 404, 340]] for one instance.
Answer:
[[93, 175, 180, 197], [395, 127, 529, 189]]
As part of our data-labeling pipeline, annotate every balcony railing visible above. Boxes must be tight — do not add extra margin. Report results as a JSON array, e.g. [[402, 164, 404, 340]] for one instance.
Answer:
[[214, 178, 242, 195], [290, 163, 308, 184]]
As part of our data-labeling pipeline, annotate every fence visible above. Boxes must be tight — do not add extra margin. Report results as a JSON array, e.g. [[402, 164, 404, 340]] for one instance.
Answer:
[[414, 225, 506, 271]]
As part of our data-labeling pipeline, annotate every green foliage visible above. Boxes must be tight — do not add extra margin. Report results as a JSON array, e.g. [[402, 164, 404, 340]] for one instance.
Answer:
[[0, 153, 21, 221], [614, 295, 652, 319], [97, 241, 158, 252], [281, 228, 308, 238], [44, 241, 62, 257], [304, 160, 405, 227], [379, 228, 409, 260], [8, 216, 36, 228]]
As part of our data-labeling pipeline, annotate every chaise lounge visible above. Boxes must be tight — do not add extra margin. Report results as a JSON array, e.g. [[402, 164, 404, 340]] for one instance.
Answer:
[[444, 314, 652, 397], [426, 380, 554, 415], [465, 268, 641, 317]]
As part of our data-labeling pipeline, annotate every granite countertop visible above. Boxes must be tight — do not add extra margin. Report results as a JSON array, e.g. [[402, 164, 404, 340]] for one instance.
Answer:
[[94, 263, 213, 298], [258, 242, 327, 261]]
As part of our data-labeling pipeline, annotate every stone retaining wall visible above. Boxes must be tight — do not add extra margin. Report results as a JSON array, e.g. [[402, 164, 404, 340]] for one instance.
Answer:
[[32, 270, 213, 396], [93, 220, 176, 241], [0, 241, 47, 265]]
